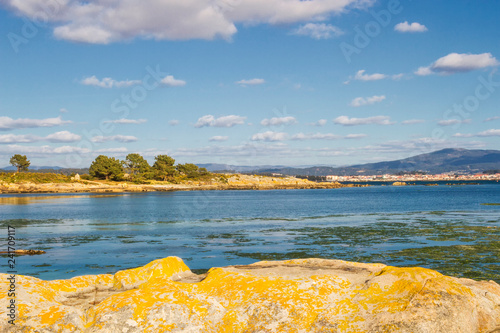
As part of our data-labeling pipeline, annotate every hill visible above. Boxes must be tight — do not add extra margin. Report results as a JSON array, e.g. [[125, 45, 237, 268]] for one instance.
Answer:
[[255, 148, 500, 176]]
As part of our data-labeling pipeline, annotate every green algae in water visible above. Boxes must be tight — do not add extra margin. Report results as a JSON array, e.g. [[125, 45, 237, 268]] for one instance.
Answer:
[[226, 213, 500, 283], [481, 203, 500, 206], [0, 219, 64, 228], [385, 241, 500, 282]]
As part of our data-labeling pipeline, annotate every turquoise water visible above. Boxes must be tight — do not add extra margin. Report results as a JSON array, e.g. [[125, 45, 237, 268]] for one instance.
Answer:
[[1, 184, 499, 281]]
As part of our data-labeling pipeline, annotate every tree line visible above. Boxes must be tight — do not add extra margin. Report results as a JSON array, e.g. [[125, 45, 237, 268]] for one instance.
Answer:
[[7, 153, 210, 182], [89, 154, 209, 182]]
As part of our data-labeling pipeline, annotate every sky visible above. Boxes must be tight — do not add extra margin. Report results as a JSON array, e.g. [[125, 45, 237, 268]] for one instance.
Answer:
[[0, 0, 499, 168]]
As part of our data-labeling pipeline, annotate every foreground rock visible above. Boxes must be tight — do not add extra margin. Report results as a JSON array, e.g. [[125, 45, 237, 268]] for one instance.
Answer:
[[1, 257, 499, 332]]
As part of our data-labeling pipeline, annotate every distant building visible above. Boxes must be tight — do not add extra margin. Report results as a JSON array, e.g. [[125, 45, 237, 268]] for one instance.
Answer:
[[326, 175, 338, 182]]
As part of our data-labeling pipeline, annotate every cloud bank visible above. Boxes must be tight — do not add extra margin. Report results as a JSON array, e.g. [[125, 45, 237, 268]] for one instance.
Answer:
[[334, 115, 393, 126], [291, 23, 343, 40], [0, 116, 71, 131], [195, 115, 246, 128], [1, 0, 374, 44], [350, 95, 386, 107]]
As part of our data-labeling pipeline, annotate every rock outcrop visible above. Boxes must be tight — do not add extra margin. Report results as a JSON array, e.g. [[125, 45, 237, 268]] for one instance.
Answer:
[[1, 257, 499, 332], [0, 175, 356, 194]]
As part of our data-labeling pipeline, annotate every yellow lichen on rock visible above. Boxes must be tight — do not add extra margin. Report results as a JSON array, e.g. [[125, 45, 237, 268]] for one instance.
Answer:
[[113, 256, 190, 290], [1, 257, 500, 332]]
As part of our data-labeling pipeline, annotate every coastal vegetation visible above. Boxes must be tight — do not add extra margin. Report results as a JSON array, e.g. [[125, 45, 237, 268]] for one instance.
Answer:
[[0, 172, 71, 184], [2, 153, 212, 185], [87, 153, 211, 183], [9, 154, 30, 172], [89, 155, 124, 181]]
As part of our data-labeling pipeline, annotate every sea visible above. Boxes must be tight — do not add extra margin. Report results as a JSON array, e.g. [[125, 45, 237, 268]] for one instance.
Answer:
[[1, 183, 499, 282]]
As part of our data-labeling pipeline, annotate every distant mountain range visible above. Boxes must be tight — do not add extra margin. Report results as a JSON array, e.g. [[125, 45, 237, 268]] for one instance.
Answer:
[[2, 148, 499, 176], [254, 148, 500, 176], [1, 166, 88, 176], [196, 163, 288, 173], [1, 166, 64, 171]]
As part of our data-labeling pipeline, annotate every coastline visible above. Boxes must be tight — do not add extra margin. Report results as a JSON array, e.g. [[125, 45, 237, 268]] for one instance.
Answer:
[[2, 175, 498, 195], [0, 175, 362, 194]]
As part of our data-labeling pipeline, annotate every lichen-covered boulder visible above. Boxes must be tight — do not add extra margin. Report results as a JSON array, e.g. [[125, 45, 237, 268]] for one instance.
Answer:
[[1, 257, 499, 332]]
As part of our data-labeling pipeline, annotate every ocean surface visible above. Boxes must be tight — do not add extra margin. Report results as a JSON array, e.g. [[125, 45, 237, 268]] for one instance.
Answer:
[[1, 184, 499, 282]]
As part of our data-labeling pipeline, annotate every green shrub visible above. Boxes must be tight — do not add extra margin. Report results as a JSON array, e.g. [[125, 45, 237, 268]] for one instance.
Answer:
[[0, 172, 71, 184]]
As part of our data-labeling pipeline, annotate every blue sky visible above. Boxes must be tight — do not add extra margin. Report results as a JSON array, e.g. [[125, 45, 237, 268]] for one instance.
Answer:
[[0, 0, 499, 168]]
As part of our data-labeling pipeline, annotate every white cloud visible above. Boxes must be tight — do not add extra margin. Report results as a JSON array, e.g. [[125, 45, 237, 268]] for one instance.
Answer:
[[261, 116, 297, 126], [291, 132, 341, 140], [2, 0, 373, 44], [414, 66, 433, 76], [402, 119, 426, 125], [95, 147, 129, 153], [291, 23, 343, 40], [477, 129, 500, 137], [55, 25, 115, 44], [0, 116, 71, 131], [82, 75, 185, 88], [484, 116, 500, 122], [345, 133, 367, 139], [453, 129, 500, 137], [0, 145, 90, 156], [0, 131, 81, 144], [81, 76, 142, 88], [350, 95, 386, 107], [195, 115, 216, 128], [309, 119, 328, 126], [416, 53, 499, 76], [251, 131, 288, 141], [59, 108, 68, 113], [45, 131, 82, 143], [452, 133, 474, 138], [212, 115, 246, 127], [236, 78, 265, 86], [345, 70, 404, 84], [0, 134, 38, 144], [334, 115, 393, 126], [392, 73, 404, 80], [169, 120, 180, 126], [432, 53, 498, 73], [161, 75, 186, 87], [91, 135, 138, 143], [394, 21, 428, 33], [354, 70, 386, 81], [172, 142, 293, 160], [194, 115, 247, 128], [438, 119, 471, 126], [103, 118, 147, 124], [209, 136, 229, 142]]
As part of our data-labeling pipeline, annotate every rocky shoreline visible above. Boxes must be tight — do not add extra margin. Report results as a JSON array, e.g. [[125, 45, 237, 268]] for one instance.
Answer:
[[0, 175, 363, 194], [1, 257, 499, 332]]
